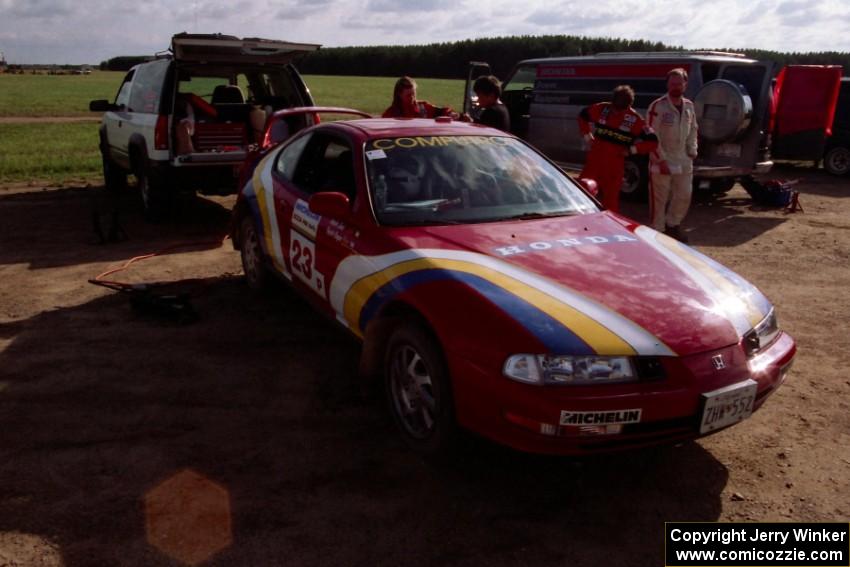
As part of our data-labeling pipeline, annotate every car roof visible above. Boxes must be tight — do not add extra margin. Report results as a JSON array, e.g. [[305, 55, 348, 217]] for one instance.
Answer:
[[330, 118, 511, 140], [518, 51, 761, 65]]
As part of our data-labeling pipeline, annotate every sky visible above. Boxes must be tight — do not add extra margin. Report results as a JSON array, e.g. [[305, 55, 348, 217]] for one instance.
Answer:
[[1, 0, 849, 65]]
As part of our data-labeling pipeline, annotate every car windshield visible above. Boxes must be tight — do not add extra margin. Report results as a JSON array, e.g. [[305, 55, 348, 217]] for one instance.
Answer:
[[365, 135, 598, 225]]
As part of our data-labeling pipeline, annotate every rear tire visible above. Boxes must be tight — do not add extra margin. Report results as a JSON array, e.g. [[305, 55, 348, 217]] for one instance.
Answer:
[[824, 145, 850, 176], [134, 159, 168, 222], [384, 321, 456, 456], [239, 216, 269, 290]]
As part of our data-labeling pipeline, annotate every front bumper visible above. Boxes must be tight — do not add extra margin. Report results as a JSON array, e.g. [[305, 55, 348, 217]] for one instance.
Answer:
[[449, 332, 796, 455]]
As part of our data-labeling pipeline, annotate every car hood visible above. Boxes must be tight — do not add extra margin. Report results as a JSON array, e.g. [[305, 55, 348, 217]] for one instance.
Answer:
[[329, 212, 773, 357]]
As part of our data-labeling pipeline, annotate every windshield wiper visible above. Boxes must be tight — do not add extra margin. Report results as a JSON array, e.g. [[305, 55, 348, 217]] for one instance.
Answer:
[[502, 211, 576, 221]]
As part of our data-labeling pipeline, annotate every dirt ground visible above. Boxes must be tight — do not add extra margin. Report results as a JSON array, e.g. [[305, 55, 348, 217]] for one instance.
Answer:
[[0, 165, 848, 567]]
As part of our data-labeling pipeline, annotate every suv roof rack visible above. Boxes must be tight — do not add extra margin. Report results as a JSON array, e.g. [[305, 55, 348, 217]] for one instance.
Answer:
[[594, 51, 748, 58]]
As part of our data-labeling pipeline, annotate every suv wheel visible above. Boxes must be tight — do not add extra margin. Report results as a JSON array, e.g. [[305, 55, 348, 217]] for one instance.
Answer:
[[134, 159, 168, 221], [621, 156, 648, 201], [824, 145, 850, 176], [101, 151, 126, 194]]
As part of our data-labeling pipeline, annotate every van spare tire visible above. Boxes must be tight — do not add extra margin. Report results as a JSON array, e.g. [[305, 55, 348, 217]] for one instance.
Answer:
[[694, 79, 753, 142]]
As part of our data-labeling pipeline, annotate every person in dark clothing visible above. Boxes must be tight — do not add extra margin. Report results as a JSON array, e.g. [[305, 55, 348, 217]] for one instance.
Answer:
[[469, 75, 511, 132]]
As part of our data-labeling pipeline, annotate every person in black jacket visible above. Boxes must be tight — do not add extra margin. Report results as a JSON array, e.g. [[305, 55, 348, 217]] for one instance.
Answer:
[[468, 75, 511, 132]]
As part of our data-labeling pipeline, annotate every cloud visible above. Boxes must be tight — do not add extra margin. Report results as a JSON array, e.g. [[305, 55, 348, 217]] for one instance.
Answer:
[[0, 0, 848, 64], [2, 0, 74, 18], [365, 0, 458, 12], [524, 9, 622, 29], [736, 1, 775, 25], [275, 0, 334, 20]]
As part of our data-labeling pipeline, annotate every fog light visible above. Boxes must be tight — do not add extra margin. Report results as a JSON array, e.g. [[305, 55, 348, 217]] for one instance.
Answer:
[[577, 424, 623, 436]]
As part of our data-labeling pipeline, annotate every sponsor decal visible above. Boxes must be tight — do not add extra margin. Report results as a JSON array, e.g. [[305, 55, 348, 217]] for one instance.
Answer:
[[493, 234, 638, 257], [593, 124, 634, 145], [292, 198, 320, 239], [370, 136, 509, 151], [289, 230, 325, 297], [365, 149, 387, 160], [662, 112, 675, 125], [560, 409, 642, 426]]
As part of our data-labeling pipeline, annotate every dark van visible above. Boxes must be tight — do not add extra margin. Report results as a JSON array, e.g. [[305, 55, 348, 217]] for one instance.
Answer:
[[465, 52, 841, 198]]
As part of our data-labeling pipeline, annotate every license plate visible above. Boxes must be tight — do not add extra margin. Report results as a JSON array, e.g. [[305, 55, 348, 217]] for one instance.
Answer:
[[717, 143, 742, 158], [699, 379, 757, 434]]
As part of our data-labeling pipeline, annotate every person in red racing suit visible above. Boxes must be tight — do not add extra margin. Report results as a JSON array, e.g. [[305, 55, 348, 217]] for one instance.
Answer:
[[577, 85, 658, 212], [382, 76, 457, 119]]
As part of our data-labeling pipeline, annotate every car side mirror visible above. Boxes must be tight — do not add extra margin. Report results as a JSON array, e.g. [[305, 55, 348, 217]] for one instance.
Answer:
[[89, 99, 119, 112], [309, 191, 351, 219], [578, 177, 599, 197]]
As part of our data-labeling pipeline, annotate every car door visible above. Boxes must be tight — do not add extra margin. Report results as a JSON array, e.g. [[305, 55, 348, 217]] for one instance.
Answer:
[[462, 62, 492, 120], [771, 65, 843, 161], [106, 69, 135, 166], [271, 130, 359, 305]]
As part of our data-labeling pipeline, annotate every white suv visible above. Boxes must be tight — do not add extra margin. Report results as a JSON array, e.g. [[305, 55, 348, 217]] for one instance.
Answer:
[[90, 33, 319, 219]]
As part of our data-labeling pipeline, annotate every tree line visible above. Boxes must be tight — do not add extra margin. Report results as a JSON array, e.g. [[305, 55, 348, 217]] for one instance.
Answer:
[[100, 34, 850, 78]]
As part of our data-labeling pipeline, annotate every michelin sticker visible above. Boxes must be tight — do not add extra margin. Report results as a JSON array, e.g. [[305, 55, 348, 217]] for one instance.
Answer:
[[559, 409, 642, 426], [292, 198, 320, 239]]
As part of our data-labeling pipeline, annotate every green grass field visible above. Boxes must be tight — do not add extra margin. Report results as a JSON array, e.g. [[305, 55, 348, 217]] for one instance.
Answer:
[[0, 71, 126, 117], [0, 123, 101, 183], [0, 72, 464, 184]]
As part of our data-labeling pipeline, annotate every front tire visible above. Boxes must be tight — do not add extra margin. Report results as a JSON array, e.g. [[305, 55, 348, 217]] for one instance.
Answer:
[[101, 151, 126, 194], [384, 322, 456, 455], [824, 145, 850, 176]]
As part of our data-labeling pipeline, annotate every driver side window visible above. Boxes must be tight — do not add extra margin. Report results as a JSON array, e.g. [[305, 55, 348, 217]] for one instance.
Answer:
[[115, 70, 134, 107], [274, 133, 312, 181], [292, 134, 357, 202]]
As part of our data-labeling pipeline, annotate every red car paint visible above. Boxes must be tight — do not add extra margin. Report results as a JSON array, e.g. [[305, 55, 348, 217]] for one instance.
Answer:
[[235, 118, 796, 455]]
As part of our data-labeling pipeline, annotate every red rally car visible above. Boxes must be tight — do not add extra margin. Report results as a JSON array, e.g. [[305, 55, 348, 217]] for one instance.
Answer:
[[231, 114, 796, 456]]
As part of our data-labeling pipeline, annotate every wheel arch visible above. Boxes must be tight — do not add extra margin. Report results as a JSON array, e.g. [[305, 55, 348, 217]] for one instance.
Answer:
[[358, 300, 442, 384]]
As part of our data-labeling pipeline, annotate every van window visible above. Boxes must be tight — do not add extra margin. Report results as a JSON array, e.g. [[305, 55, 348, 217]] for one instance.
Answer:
[[722, 65, 767, 108], [179, 76, 231, 103], [504, 65, 536, 92], [128, 60, 169, 114], [701, 63, 720, 83], [115, 70, 134, 107]]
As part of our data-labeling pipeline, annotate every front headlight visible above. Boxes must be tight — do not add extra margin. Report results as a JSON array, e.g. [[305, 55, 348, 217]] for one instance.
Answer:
[[743, 308, 780, 356], [503, 354, 638, 386]]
